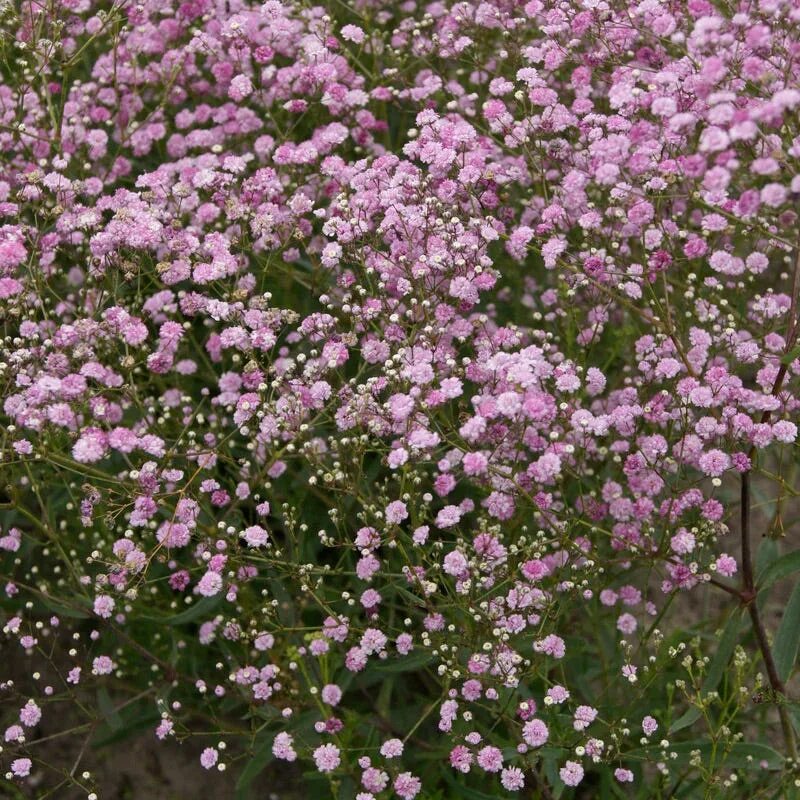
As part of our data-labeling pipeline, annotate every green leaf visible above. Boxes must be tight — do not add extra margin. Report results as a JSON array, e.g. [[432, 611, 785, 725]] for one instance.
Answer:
[[541, 754, 565, 799], [235, 731, 275, 800], [774, 580, 800, 683], [0, 777, 27, 799], [755, 538, 781, 579], [288, 709, 321, 735], [96, 687, 123, 732], [337, 775, 358, 799], [670, 609, 744, 733], [630, 741, 783, 770], [38, 594, 91, 619], [600, 765, 634, 799], [706, 742, 784, 769], [393, 585, 427, 609], [757, 550, 800, 593], [146, 595, 220, 626], [373, 651, 433, 673], [756, 539, 782, 611], [781, 344, 800, 365], [442, 770, 501, 800], [92, 706, 161, 748]]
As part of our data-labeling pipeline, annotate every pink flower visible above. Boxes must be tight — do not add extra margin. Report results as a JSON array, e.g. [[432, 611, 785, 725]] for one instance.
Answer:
[[534, 634, 566, 659], [341, 24, 365, 43], [272, 732, 297, 761], [573, 705, 598, 731], [715, 554, 737, 577], [19, 700, 41, 727], [72, 428, 108, 463], [380, 738, 404, 758], [443, 550, 468, 576], [242, 525, 269, 547], [200, 747, 218, 769], [450, 745, 473, 773], [11, 758, 31, 777], [314, 743, 341, 773], [385, 501, 408, 524], [501, 767, 525, 791], [546, 685, 569, 704], [642, 716, 658, 736], [393, 772, 422, 799], [93, 594, 115, 618], [196, 571, 223, 597], [522, 719, 549, 747], [559, 760, 584, 787], [670, 529, 696, 555], [615, 768, 634, 783], [228, 74, 254, 101], [4, 725, 23, 742], [435, 504, 462, 528], [322, 684, 342, 706], [360, 588, 381, 609], [698, 449, 731, 477], [476, 745, 503, 772], [92, 655, 114, 675]]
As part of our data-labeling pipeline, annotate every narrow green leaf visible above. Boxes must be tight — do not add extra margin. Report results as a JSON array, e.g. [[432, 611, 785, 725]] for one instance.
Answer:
[[542, 754, 565, 799], [629, 741, 783, 770], [756, 539, 783, 611], [789, 705, 800, 739], [393, 586, 427, 609], [144, 595, 220, 626], [235, 732, 275, 800], [600, 765, 633, 799], [670, 610, 744, 733], [373, 651, 433, 673], [773, 581, 800, 683], [38, 594, 91, 619], [0, 777, 27, 799], [755, 538, 781, 579], [442, 770, 501, 800], [92, 708, 160, 748], [757, 550, 800, 593], [781, 344, 800, 365], [337, 775, 357, 799], [96, 687, 123, 732]]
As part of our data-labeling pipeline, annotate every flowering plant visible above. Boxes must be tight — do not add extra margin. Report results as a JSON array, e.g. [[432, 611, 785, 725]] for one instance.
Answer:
[[1, 0, 800, 796]]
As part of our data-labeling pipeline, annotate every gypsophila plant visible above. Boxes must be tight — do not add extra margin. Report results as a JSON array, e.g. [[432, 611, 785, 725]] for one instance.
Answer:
[[1, 0, 800, 797]]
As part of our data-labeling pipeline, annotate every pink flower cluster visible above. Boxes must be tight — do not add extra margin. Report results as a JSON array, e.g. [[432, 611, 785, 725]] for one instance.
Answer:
[[1, 0, 799, 795]]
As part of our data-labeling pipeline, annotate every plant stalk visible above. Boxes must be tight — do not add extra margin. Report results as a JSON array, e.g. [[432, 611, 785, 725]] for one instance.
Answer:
[[741, 472, 798, 762]]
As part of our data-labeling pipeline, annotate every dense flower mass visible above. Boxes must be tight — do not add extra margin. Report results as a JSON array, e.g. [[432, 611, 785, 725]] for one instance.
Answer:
[[1, 0, 800, 796]]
